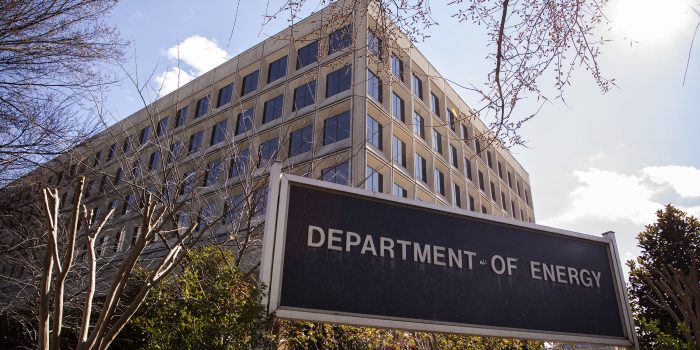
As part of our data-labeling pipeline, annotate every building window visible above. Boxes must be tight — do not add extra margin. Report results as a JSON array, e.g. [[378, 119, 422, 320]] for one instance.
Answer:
[[465, 158, 472, 181], [328, 24, 352, 54], [453, 183, 461, 207], [188, 130, 204, 154], [176, 107, 188, 128], [210, 120, 228, 146], [487, 151, 493, 168], [107, 143, 117, 161], [122, 135, 133, 154], [413, 112, 425, 139], [180, 171, 195, 195], [148, 151, 161, 171], [392, 135, 406, 167], [326, 65, 352, 98], [501, 192, 507, 210], [525, 189, 530, 205], [490, 182, 496, 201], [321, 161, 349, 185], [448, 109, 456, 132], [114, 167, 123, 185], [169, 141, 182, 163], [194, 96, 209, 118], [430, 93, 440, 116], [367, 69, 382, 101], [435, 169, 445, 196], [223, 195, 244, 224], [433, 130, 443, 155], [367, 115, 382, 150], [512, 201, 518, 218], [289, 125, 313, 156], [469, 195, 475, 211], [498, 162, 504, 178], [268, 56, 288, 83], [236, 107, 255, 135], [482, 205, 488, 214], [262, 95, 284, 124], [475, 139, 481, 154], [131, 160, 141, 178], [392, 93, 405, 122], [323, 111, 350, 145], [367, 30, 381, 56], [297, 40, 319, 69], [93, 151, 102, 167], [204, 160, 222, 187], [217, 84, 233, 107], [517, 181, 522, 196], [84, 181, 93, 199], [121, 193, 134, 216], [138, 126, 151, 145], [450, 145, 458, 168], [258, 138, 279, 167], [229, 148, 249, 178], [293, 80, 316, 111], [478, 170, 485, 191], [241, 70, 259, 96], [412, 74, 423, 99], [391, 54, 403, 82], [157, 117, 169, 137], [366, 166, 383, 192], [196, 204, 216, 232], [99, 175, 107, 193], [462, 124, 469, 141], [415, 154, 427, 183], [393, 183, 408, 198], [508, 172, 513, 188]]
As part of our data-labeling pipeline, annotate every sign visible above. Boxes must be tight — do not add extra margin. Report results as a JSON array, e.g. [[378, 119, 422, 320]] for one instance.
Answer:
[[260, 170, 637, 347]]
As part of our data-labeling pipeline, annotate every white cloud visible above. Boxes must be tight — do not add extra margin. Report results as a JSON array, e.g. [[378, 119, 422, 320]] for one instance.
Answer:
[[544, 165, 700, 228], [155, 35, 230, 96], [155, 67, 196, 96], [642, 165, 700, 198], [165, 35, 230, 75]]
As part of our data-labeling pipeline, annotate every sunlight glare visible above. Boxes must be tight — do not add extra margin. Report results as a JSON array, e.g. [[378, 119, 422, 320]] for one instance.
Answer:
[[609, 0, 690, 43]]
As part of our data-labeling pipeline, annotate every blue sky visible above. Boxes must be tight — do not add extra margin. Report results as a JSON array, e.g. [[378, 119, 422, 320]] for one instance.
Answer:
[[106, 0, 700, 271]]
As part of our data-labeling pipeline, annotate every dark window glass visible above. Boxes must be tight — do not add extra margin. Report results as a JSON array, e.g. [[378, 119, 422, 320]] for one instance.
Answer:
[[430, 93, 440, 116], [229, 149, 250, 178], [366, 166, 383, 192], [114, 167, 123, 185], [367, 115, 382, 150], [450, 144, 458, 167], [412, 74, 423, 99], [268, 56, 288, 83], [462, 124, 469, 141], [448, 109, 456, 131], [293, 80, 316, 111], [465, 158, 472, 180], [328, 24, 352, 54], [392, 93, 405, 122], [321, 161, 349, 185], [169, 141, 182, 163], [297, 40, 319, 69], [217, 84, 233, 107], [453, 183, 461, 207], [487, 151, 493, 168], [501, 192, 507, 209], [236, 108, 255, 135], [131, 160, 141, 178], [148, 151, 161, 171], [223, 195, 244, 224], [508, 172, 513, 188], [478, 170, 485, 191], [263, 95, 284, 124], [326, 65, 352, 98], [210, 119, 228, 146], [121, 193, 134, 216], [469, 195, 475, 211], [204, 160, 222, 187], [392, 135, 406, 167], [433, 129, 443, 155], [512, 201, 517, 218], [258, 138, 279, 167], [99, 175, 107, 193], [84, 181, 93, 199], [241, 70, 259, 96], [176, 107, 188, 128], [194, 96, 209, 118], [180, 171, 195, 195], [475, 139, 482, 154], [490, 182, 496, 200], [482, 206, 488, 214], [122, 135, 133, 154], [196, 204, 216, 231], [367, 69, 382, 101], [498, 162, 503, 178], [188, 131, 204, 154], [107, 144, 117, 161], [393, 183, 408, 198], [323, 111, 350, 145], [157, 117, 169, 137], [368, 30, 381, 56], [93, 151, 102, 167], [139, 126, 151, 145], [415, 154, 427, 182], [391, 55, 403, 81], [413, 112, 425, 139], [435, 169, 445, 196], [289, 125, 313, 157]]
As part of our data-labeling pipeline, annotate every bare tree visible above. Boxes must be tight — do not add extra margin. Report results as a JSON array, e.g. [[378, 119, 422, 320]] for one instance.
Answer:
[[0, 0, 126, 185]]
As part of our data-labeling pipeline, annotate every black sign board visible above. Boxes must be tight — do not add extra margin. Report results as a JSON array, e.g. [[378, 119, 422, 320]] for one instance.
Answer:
[[261, 173, 636, 347]]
